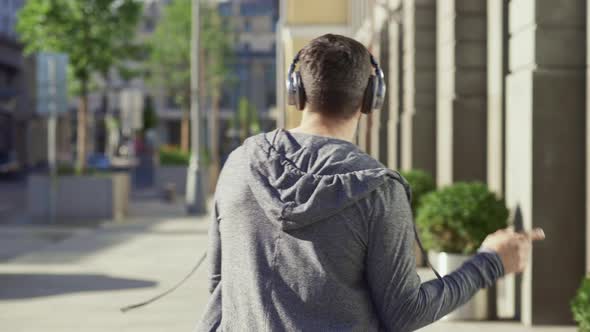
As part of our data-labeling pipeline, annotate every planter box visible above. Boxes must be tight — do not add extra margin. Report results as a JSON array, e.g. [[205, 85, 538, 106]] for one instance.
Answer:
[[156, 165, 209, 198], [428, 251, 489, 321], [27, 173, 130, 221], [156, 166, 188, 195]]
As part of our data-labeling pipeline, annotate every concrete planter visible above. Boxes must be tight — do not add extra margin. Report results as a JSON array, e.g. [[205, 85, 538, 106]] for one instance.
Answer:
[[27, 173, 130, 221], [156, 166, 188, 195], [156, 165, 209, 198], [428, 251, 489, 321]]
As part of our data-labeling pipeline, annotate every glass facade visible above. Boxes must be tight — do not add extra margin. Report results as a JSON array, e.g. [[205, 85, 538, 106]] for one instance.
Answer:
[[0, 0, 24, 39]]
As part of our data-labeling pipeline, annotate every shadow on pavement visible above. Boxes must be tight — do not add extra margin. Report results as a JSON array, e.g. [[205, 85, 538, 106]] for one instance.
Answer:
[[0, 272, 158, 299]]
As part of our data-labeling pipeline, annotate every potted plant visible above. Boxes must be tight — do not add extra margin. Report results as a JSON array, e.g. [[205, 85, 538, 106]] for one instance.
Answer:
[[571, 276, 590, 331], [400, 169, 435, 214], [400, 169, 435, 266], [416, 182, 509, 320]]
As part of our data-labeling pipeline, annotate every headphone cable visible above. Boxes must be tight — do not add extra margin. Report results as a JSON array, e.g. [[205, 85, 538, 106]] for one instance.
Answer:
[[120, 251, 207, 313]]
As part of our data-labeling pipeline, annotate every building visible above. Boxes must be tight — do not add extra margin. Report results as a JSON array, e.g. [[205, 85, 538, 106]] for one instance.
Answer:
[[219, 0, 277, 122], [0, 0, 26, 173], [0, 0, 71, 172], [276, 0, 588, 327]]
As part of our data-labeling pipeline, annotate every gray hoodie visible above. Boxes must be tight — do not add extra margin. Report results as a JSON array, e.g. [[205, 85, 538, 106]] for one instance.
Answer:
[[196, 128, 504, 332]]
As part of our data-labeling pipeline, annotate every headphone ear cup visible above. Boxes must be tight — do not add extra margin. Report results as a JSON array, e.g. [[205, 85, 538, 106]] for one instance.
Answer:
[[287, 73, 296, 106], [294, 71, 306, 111], [361, 76, 376, 114]]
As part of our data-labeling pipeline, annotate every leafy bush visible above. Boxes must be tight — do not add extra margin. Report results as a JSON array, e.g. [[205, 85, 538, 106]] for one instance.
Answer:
[[159, 145, 190, 166], [572, 276, 590, 332], [415, 182, 508, 255], [158, 145, 211, 167], [400, 169, 435, 215]]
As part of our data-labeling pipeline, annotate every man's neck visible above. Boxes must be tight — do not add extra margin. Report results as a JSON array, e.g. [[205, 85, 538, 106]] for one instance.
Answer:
[[288, 111, 360, 143]]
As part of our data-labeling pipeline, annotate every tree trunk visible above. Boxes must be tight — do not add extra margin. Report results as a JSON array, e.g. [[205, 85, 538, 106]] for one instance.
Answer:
[[180, 109, 190, 153], [76, 82, 88, 172], [209, 92, 221, 193], [99, 72, 110, 154]]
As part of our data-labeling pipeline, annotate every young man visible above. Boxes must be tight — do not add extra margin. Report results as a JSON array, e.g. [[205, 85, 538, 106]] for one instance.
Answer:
[[197, 34, 544, 331]]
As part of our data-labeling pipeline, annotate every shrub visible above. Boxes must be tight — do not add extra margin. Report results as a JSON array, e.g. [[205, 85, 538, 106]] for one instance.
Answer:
[[158, 146, 211, 167], [415, 182, 508, 255], [572, 276, 590, 332], [159, 145, 190, 166], [400, 169, 435, 215]]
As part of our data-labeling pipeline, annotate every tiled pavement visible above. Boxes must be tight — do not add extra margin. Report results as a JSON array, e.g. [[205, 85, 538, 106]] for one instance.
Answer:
[[0, 197, 577, 332]]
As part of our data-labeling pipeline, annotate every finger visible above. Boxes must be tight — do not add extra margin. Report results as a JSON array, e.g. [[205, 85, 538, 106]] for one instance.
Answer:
[[525, 228, 545, 241]]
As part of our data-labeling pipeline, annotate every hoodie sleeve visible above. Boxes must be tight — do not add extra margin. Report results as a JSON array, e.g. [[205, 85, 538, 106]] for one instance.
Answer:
[[207, 200, 222, 294], [365, 177, 505, 332]]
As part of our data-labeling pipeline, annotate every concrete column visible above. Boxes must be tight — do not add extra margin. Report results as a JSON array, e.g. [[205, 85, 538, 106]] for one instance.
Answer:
[[401, 0, 436, 177], [506, 0, 586, 325], [436, 0, 487, 186], [387, 18, 402, 170], [487, 0, 508, 195], [369, 41, 383, 161], [357, 112, 370, 152], [370, 25, 391, 165], [487, 0, 512, 319]]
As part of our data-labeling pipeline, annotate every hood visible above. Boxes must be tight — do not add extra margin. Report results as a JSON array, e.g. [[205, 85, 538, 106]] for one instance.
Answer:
[[242, 128, 409, 231]]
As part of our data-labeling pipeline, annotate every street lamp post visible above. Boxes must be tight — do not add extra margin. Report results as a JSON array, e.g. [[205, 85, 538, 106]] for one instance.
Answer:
[[186, 0, 206, 215]]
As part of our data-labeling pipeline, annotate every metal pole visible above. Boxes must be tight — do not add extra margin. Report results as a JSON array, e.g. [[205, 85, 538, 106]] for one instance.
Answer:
[[186, 0, 206, 215], [48, 56, 58, 224]]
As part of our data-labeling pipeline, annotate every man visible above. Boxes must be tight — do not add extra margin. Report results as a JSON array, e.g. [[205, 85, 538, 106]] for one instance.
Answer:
[[197, 34, 544, 331]]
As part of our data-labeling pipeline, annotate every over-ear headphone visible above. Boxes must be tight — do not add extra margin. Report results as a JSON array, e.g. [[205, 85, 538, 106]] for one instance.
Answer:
[[286, 50, 386, 114]]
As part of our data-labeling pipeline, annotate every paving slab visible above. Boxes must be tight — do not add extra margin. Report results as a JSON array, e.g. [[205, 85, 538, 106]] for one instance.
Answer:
[[0, 198, 577, 332]]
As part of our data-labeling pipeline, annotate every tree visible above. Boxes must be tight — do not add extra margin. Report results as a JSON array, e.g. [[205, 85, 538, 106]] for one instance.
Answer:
[[148, 0, 191, 152], [149, 0, 233, 188], [202, 4, 234, 190], [238, 97, 261, 142], [17, 0, 143, 172]]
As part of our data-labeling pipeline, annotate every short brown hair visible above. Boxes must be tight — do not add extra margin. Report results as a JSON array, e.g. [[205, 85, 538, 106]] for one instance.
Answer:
[[299, 34, 372, 119]]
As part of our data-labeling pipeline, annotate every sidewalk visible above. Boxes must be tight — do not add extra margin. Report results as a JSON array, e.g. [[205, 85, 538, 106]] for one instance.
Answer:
[[0, 211, 212, 331], [0, 202, 577, 332]]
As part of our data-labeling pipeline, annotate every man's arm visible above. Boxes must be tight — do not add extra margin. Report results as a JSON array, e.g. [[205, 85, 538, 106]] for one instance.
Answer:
[[208, 200, 222, 293], [365, 178, 505, 332], [194, 200, 223, 332]]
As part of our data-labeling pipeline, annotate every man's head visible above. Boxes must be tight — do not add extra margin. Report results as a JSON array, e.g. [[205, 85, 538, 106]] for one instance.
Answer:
[[297, 34, 373, 119]]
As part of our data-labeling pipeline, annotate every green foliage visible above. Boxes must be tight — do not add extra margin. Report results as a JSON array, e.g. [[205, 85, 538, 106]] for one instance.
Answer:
[[415, 182, 509, 255], [148, 0, 191, 108], [17, 0, 144, 94], [238, 97, 261, 139], [572, 277, 590, 332], [159, 145, 190, 166], [158, 145, 211, 166], [57, 164, 111, 176], [149, 0, 234, 108], [400, 169, 435, 215]]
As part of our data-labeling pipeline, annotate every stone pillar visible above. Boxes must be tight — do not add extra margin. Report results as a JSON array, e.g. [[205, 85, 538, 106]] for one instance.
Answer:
[[370, 25, 391, 165], [487, 0, 508, 196], [387, 17, 403, 170], [506, 0, 586, 325], [401, 0, 436, 177], [487, 0, 513, 320], [436, 0, 487, 186]]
